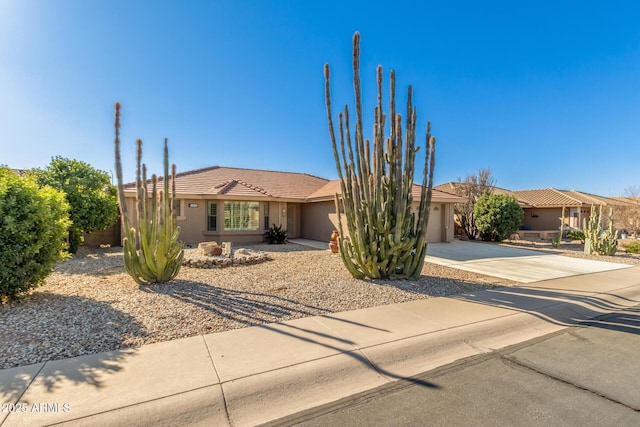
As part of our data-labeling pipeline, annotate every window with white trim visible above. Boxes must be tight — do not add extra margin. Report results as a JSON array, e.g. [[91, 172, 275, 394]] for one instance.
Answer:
[[207, 202, 217, 231], [224, 201, 260, 231]]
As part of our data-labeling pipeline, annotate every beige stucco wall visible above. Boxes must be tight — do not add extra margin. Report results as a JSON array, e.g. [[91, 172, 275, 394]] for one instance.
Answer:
[[301, 201, 338, 241], [123, 197, 288, 245], [522, 208, 562, 230]]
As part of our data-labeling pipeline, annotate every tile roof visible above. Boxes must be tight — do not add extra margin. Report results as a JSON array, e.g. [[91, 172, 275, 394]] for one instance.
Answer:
[[124, 166, 328, 200], [510, 188, 624, 207], [434, 183, 628, 208], [434, 182, 516, 197], [611, 196, 640, 207], [308, 179, 464, 202], [434, 182, 523, 205], [512, 188, 583, 207]]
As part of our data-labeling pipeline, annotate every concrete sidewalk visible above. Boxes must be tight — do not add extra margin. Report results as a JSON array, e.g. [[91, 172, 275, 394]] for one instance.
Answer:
[[1, 267, 640, 426]]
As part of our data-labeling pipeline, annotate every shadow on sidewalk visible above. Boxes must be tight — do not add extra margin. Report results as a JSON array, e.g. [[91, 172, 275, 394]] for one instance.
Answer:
[[0, 294, 144, 402], [448, 285, 640, 335], [255, 321, 442, 390], [151, 282, 441, 390]]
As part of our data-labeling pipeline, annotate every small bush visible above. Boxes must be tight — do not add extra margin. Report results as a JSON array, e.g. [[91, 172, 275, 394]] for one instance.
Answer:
[[0, 168, 70, 300], [264, 224, 287, 244], [567, 229, 585, 243], [474, 194, 524, 242], [626, 241, 640, 254]]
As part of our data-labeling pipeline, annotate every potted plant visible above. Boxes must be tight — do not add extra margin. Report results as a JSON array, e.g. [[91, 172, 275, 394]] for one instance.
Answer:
[[329, 230, 339, 253]]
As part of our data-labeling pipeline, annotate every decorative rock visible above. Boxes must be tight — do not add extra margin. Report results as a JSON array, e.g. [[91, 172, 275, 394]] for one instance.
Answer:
[[182, 247, 272, 269], [198, 241, 219, 256], [222, 242, 233, 258], [211, 247, 223, 256]]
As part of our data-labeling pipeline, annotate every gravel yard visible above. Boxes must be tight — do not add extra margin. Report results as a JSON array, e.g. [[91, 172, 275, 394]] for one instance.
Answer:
[[1, 243, 514, 369]]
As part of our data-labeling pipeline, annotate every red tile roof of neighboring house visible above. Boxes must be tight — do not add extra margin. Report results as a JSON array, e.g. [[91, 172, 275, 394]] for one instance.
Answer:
[[124, 166, 328, 200]]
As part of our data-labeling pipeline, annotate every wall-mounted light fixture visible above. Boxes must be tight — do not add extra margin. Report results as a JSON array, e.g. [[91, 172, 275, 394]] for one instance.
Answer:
[[282, 208, 287, 217]]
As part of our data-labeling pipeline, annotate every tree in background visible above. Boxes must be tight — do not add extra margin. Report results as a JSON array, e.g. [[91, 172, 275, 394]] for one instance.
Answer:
[[31, 157, 119, 253], [613, 185, 640, 237], [0, 168, 70, 300], [474, 194, 524, 242], [452, 168, 495, 240]]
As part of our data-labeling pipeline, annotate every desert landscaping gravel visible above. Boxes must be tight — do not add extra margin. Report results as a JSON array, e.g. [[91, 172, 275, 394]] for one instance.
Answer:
[[1, 241, 638, 369]]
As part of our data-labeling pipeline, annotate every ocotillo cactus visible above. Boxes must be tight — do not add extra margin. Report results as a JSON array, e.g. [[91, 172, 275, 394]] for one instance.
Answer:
[[583, 205, 618, 256], [324, 32, 436, 279], [114, 103, 184, 284]]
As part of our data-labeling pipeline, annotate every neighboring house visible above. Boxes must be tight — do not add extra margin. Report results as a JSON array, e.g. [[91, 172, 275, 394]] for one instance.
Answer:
[[436, 182, 635, 239], [122, 166, 463, 245], [512, 189, 640, 239]]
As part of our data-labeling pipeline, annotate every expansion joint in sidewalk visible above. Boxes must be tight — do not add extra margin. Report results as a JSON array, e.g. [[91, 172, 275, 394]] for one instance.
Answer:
[[202, 336, 232, 425]]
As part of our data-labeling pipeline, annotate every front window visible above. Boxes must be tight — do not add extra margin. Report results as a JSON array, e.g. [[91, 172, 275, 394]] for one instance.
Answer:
[[264, 203, 270, 230], [224, 201, 259, 231], [207, 202, 217, 231]]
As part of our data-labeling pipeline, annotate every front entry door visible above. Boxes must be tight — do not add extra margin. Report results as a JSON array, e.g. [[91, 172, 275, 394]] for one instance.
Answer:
[[287, 204, 298, 238]]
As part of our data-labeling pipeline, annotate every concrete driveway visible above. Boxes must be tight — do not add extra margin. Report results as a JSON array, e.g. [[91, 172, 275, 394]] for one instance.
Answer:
[[424, 240, 631, 283]]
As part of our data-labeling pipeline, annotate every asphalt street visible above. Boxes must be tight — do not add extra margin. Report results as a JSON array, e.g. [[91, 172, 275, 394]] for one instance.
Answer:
[[268, 303, 640, 427]]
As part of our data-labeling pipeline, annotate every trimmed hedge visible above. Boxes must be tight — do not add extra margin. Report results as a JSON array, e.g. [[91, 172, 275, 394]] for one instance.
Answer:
[[0, 168, 70, 299]]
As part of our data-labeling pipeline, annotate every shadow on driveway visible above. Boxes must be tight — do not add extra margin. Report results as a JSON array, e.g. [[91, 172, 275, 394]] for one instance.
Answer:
[[449, 285, 640, 335]]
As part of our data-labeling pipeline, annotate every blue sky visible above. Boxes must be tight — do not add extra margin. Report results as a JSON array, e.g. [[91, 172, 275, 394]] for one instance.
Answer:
[[2, 0, 639, 196]]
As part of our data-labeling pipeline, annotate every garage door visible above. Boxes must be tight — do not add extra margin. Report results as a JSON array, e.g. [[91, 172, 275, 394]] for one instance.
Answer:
[[426, 204, 443, 242]]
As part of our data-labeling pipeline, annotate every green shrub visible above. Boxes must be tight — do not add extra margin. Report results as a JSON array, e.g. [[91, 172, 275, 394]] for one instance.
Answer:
[[567, 229, 585, 244], [264, 224, 288, 244], [626, 241, 640, 254], [474, 194, 524, 242], [0, 168, 70, 300], [31, 157, 119, 254]]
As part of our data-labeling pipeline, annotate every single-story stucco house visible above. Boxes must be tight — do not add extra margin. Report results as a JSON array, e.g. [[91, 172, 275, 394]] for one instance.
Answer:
[[435, 183, 636, 239], [122, 166, 463, 245]]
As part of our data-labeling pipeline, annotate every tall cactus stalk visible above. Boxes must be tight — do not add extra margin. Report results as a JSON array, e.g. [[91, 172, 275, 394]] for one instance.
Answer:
[[114, 102, 184, 284], [552, 207, 566, 248], [583, 205, 618, 256], [324, 32, 436, 280]]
